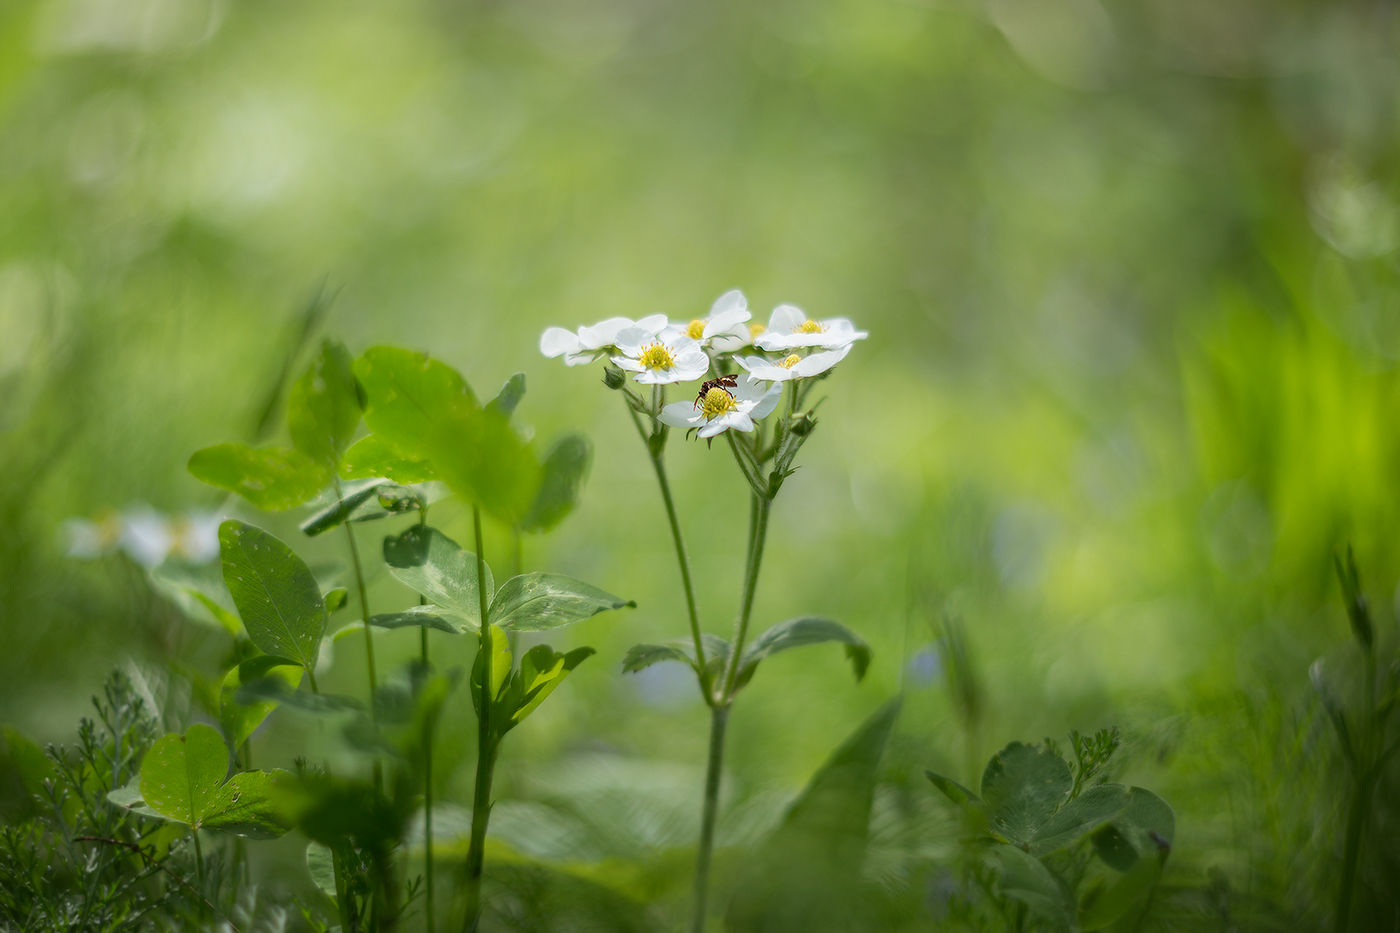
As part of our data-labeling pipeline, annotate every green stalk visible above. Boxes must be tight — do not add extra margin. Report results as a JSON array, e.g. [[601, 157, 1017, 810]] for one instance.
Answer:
[[692, 491, 773, 933], [720, 494, 772, 697], [421, 623, 435, 933], [623, 395, 708, 671], [342, 517, 378, 701], [191, 829, 204, 885], [463, 505, 496, 931], [1335, 641, 1379, 933], [690, 706, 728, 933]]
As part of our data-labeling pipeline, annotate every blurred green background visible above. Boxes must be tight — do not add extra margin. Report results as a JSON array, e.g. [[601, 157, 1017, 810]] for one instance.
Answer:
[[2, 0, 1399, 926]]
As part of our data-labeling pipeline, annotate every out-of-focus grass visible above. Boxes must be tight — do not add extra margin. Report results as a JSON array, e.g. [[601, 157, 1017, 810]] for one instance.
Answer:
[[2, 0, 1399, 926]]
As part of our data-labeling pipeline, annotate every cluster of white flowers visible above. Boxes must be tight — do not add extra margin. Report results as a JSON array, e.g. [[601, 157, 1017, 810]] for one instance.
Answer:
[[541, 290, 866, 438], [63, 506, 222, 568]]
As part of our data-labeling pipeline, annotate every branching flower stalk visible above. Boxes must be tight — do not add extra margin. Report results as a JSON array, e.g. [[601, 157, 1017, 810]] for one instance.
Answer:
[[543, 292, 868, 932]]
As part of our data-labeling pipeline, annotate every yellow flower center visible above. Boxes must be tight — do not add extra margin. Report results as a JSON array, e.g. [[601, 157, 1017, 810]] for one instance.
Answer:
[[779, 354, 802, 369], [700, 386, 737, 420], [796, 319, 826, 334], [637, 342, 676, 370], [749, 322, 766, 338], [686, 319, 706, 339]]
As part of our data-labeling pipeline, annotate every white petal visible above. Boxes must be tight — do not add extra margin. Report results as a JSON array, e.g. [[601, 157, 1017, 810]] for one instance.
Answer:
[[767, 303, 807, 334], [578, 317, 636, 349], [635, 368, 688, 385], [749, 382, 784, 420], [792, 344, 851, 377], [564, 350, 603, 367], [634, 313, 669, 335], [611, 356, 645, 372], [660, 401, 701, 428], [704, 305, 751, 339], [697, 419, 730, 438], [735, 356, 796, 382], [754, 330, 804, 352], [612, 325, 656, 355], [708, 329, 752, 353], [540, 327, 582, 358], [709, 289, 747, 319], [732, 373, 771, 401]]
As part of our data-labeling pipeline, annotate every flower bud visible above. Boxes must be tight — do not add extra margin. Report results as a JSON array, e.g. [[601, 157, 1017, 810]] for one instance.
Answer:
[[602, 366, 626, 390], [790, 412, 816, 437]]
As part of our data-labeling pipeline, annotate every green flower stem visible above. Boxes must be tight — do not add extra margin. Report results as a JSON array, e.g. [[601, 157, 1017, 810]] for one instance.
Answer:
[[421, 619, 435, 933], [690, 705, 729, 933], [191, 829, 204, 885], [623, 395, 708, 672], [1336, 640, 1379, 933], [342, 517, 378, 701], [721, 493, 771, 699], [463, 505, 496, 932]]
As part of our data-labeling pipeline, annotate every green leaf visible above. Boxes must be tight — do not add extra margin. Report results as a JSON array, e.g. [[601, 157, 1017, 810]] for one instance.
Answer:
[[299, 478, 391, 537], [506, 645, 595, 728], [106, 776, 162, 820], [621, 643, 698, 675], [1028, 782, 1130, 856], [340, 434, 435, 484], [287, 339, 361, 469], [188, 444, 328, 511], [981, 742, 1071, 847], [149, 559, 242, 637], [487, 572, 633, 632], [3, 726, 55, 799], [220, 521, 328, 671], [1091, 786, 1175, 871], [925, 770, 980, 806], [471, 625, 512, 718], [140, 724, 228, 827], [306, 841, 338, 899], [201, 769, 294, 838], [521, 434, 591, 533], [1079, 846, 1165, 930], [993, 844, 1074, 930], [486, 372, 526, 417], [220, 656, 303, 750], [354, 346, 478, 461], [369, 606, 463, 635], [429, 407, 541, 526], [382, 525, 491, 630], [324, 586, 348, 613], [727, 699, 900, 933], [734, 617, 869, 691], [234, 677, 364, 716]]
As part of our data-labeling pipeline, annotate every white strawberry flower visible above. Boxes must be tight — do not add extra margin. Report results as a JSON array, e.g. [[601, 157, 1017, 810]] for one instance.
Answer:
[[658, 374, 783, 438], [752, 304, 867, 352], [611, 329, 711, 385], [733, 344, 851, 382], [540, 314, 669, 366], [660, 289, 753, 353]]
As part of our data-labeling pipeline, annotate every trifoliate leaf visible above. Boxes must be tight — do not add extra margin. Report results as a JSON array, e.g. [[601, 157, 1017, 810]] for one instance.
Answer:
[[287, 339, 361, 469]]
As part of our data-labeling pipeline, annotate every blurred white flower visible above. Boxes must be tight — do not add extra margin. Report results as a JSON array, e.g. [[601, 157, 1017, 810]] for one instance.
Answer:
[[660, 289, 752, 353], [753, 304, 867, 352], [611, 330, 710, 385], [659, 374, 782, 438], [734, 344, 851, 382], [540, 314, 668, 366], [63, 505, 223, 568]]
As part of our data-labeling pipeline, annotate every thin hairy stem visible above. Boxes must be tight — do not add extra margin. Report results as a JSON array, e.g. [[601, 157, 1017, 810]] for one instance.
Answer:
[[721, 494, 772, 698], [463, 505, 496, 932], [623, 395, 708, 672], [421, 619, 435, 933], [691, 706, 729, 933]]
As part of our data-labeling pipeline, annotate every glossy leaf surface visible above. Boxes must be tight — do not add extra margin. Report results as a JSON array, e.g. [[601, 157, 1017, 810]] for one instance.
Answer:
[[487, 572, 633, 631], [354, 346, 477, 460], [220, 521, 328, 671], [382, 525, 491, 628], [220, 656, 303, 749], [287, 339, 360, 469]]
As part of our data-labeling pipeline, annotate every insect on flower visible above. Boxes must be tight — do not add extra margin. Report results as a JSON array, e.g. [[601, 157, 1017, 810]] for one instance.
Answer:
[[695, 374, 738, 405]]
